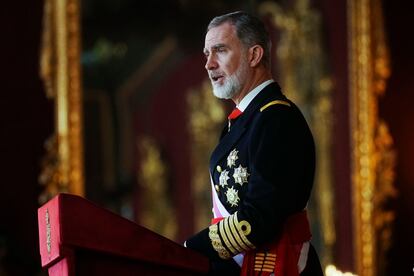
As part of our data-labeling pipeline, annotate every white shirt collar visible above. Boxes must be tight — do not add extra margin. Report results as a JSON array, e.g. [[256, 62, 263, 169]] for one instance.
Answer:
[[236, 79, 275, 112]]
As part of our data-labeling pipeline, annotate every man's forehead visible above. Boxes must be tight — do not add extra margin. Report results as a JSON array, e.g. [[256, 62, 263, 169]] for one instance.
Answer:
[[204, 23, 238, 49]]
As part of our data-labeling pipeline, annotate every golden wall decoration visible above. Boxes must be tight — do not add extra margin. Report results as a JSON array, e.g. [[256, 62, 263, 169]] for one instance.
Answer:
[[348, 0, 395, 275], [137, 136, 177, 240], [39, 0, 84, 202], [117, 36, 177, 180], [259, 0, 335, 267], [187, 80, 226, 231]]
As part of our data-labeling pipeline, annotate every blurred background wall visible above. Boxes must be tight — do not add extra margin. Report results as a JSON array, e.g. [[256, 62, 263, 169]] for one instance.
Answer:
[[0, 0, 413, 275]]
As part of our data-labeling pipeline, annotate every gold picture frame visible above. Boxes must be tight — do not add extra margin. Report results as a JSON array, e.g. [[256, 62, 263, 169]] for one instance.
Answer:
[[39, 0, 84, 200], [348, 0, 396, 275]]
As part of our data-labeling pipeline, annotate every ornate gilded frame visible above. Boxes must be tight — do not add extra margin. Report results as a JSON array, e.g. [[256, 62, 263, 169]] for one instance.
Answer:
[[39, 0, 84, 201], [349, 0, 395, 275]]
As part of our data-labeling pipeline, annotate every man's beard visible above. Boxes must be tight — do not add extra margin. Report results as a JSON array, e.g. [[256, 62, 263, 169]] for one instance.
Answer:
[[210, 59, 248, 100]]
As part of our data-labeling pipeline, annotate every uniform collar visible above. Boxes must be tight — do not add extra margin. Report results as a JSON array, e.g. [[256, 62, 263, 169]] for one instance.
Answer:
[[210, 82, 285, 171], [236, 79, 275, 112]]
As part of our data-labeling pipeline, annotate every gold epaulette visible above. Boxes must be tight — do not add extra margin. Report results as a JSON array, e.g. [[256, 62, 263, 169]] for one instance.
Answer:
[[260, 100, 291, 112]]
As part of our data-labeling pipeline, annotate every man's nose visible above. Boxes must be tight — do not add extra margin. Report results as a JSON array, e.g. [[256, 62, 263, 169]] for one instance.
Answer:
[[205, 55, 218, 70]]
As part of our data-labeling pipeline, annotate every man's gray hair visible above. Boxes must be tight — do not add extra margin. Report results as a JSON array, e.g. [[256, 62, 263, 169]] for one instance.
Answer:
[[207, 11, 272, 68]]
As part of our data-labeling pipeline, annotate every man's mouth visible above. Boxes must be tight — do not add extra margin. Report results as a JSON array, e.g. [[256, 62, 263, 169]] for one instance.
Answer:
[[210, 74, 224, 83]]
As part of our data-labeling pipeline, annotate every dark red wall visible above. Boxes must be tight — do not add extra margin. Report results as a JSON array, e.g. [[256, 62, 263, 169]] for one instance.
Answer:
[[0, 0, 53, 275], [381, 1, 414, 274], [316, 0, 353, 271]]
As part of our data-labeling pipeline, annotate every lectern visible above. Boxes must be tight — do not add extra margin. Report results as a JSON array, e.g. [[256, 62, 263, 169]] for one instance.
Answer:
[[38, 193, 209, 275]]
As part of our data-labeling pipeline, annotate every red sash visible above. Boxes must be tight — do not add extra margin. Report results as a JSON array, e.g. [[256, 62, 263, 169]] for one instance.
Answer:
[[211, 217, 225, 225], [212, 211, 311, 276]]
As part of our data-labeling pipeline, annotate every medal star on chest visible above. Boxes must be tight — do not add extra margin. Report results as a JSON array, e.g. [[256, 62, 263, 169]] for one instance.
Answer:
[[227, 149, 239, 168], [233, 165, 250, 186], [219, 170, 230, 187], [226, 187, 240, 207]]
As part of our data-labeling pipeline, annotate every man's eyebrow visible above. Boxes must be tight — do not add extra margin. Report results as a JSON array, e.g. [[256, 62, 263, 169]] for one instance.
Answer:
[[203, 43, 227, 54], [211, 43, 226, 50]]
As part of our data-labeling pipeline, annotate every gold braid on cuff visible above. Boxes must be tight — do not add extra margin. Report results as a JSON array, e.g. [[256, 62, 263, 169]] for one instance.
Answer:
[[233, 212, 255, 249], [209, 224, 232, 259]]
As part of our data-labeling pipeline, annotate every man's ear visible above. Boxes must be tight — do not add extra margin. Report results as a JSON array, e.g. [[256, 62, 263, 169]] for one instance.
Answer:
[[248, 45, 264, 67]]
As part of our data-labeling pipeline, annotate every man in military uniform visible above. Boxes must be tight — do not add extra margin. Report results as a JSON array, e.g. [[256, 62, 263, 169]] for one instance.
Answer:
[[185, 11, 323, 275]]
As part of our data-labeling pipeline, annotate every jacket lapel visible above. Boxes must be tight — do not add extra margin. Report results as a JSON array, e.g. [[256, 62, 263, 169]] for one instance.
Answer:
[[210, 121, 247, 172], [209, 82, 284, 173]]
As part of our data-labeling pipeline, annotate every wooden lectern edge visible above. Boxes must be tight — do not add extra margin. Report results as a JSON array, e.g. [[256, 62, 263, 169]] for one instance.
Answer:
[[38, 193, 210, 274]]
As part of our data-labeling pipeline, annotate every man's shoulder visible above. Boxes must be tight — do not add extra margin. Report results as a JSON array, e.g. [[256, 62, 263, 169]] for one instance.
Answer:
[[249, 97, 309, 132], [259, 99, 292, 112], [254, 98, 294, 121]]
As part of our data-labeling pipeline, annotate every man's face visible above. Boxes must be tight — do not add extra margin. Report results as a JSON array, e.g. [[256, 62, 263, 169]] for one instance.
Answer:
[[204, 23, 249, 99]]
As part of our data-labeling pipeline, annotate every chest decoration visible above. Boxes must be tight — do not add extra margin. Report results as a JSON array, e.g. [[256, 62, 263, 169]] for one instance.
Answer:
[[219, 170, 230, 188], [226, 187, 240, 207], [233, 165, 250, 186], [215, 148, 250, 208], [227, 149, 239, 168]]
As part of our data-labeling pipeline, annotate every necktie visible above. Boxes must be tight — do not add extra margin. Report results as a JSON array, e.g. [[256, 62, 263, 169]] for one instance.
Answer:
[[227, 108, 242, 131], [228, 108, 242, 120]]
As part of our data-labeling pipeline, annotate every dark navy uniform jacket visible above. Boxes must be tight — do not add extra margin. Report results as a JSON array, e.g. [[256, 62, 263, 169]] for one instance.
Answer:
[[186, 82, 321, 275]]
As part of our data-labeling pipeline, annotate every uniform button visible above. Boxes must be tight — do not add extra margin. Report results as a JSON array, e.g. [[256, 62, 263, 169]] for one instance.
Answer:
[[216, 165, 222, 172], [215, 185, 220, 192]]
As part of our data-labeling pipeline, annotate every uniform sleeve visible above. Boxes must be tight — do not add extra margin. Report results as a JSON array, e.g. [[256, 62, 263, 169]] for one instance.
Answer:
[[186, 105, 314, 260]]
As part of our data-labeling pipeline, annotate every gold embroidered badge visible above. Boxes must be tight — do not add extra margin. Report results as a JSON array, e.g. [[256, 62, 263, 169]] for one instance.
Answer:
[[209, 224, 231, 259], [233, 165, 249, 186], [219, 170, 230, 187], [227, 149, 239, 168], [226, 187, 240, 207]]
